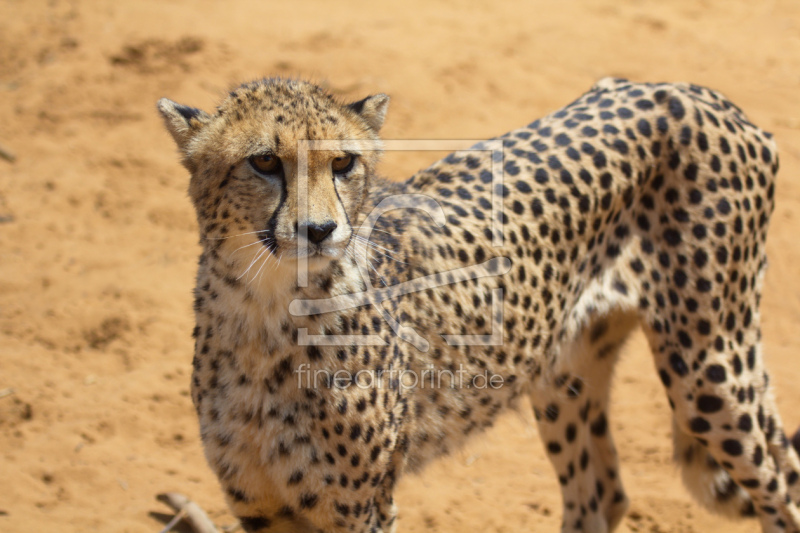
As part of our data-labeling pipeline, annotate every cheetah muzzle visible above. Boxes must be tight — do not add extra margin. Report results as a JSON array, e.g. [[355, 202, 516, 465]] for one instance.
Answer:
[[158, 77, 800, 532]]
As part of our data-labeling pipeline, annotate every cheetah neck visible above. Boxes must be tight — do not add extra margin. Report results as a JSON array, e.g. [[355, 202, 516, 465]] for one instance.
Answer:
[[196, 245, 367, 365]]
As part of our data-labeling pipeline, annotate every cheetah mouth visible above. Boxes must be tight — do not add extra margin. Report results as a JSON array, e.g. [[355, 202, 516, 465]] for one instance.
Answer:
[[286, 241, 346, 262]]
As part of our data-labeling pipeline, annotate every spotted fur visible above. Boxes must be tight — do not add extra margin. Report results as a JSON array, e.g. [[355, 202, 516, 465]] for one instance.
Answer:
[[158, 77, 800, 532]]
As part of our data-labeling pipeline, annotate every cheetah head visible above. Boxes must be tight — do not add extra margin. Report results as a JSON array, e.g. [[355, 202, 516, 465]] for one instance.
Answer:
[[158, 78, 389, 281]]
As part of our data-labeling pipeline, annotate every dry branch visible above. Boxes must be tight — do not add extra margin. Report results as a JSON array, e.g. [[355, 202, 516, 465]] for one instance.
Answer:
[[156, 492, 219, 533], [0, 143, 16, 163]]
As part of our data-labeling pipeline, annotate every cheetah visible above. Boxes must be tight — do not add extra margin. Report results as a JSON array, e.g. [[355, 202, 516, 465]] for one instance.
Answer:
[[158, 77, 800, 532]]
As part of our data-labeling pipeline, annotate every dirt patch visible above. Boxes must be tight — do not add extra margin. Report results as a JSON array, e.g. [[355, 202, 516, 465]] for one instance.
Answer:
[[1, 1, 799, 532]]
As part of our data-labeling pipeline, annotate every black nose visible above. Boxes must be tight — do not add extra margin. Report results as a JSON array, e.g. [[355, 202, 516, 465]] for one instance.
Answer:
[[303, 221, 337, 244]]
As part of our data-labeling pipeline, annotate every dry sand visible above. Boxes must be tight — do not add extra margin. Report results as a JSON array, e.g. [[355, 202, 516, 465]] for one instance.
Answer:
[[2, 1, 800, 531]]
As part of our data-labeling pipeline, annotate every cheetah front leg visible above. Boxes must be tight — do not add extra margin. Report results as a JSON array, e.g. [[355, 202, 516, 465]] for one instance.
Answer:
[[531, 312, 636, 533]]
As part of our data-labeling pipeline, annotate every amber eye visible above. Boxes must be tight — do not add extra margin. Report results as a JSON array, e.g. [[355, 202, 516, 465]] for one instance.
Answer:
[[249, 154, 282, 176], [331, 154, 355, 175]]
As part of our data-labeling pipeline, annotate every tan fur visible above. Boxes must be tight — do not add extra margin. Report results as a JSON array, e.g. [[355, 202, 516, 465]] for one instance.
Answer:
[[159, 77, 800, 532]]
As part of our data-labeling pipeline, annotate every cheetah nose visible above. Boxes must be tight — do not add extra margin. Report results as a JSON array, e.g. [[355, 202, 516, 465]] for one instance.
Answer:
[[302, 221, 337, 244]]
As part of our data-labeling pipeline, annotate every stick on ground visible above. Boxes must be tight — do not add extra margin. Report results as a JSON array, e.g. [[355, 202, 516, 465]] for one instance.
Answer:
[[0, 143, 16, 163], [156, 492, 219, 533]]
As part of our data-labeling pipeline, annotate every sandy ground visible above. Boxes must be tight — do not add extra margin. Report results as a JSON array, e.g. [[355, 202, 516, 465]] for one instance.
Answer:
[[2, 1, 800, 531]]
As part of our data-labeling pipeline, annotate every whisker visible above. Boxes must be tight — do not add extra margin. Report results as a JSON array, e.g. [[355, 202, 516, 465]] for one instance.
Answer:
[[238, 246, 268, 281], [356, 227, 393, 236], [351, 241, 388, 287], [231, 239, 267, 256], [351, 236, 407, 264], [352, 236, 405, 258], [360, 245, 406, 265], [273, 252, 284, 271], [251, 247, 274, 285], [365, 253, 388, 287], [205, 230, 270, 241]]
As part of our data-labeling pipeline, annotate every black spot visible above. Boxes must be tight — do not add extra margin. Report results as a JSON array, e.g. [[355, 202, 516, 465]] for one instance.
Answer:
[[590, 413, 608, 437], [705, 364, 726, 383], [678, 331, 692, 348], [753, 445, 764, 466], [694, 249, 708, 268], [746, 346, 757, 370], [555, 133, 571, 146], [663, 228, 681, 246], [697, 395, 724, 413], [696, 278, 712, 292], [684, 164, 699, 181], [228, 487, 250, 502], [697, 132, 709, 152], [729, 357, 743, 379], [545, 403, 560, 422], [715, 247, 729, 264], [722, 439, 743, 456], [668, 97, 686, 120], [566, 423, 577, 443], [741, 479, 760, 489], [689, 417, 711, 433], [669, 352, 689, 376], [580, 449, 590, 470], [531, 198, 544, 217], [307, 346, 322, 361], [593, 151, 607, 169], [738, 413, 753, 432], [637, 118, 652, 137], [582, 126, 598, 137], [692, 224, 706, 239], [547, 441, 563, 454], [239, 516, 272, 531], [504, 161, 520, 176], [299, 493, 319, 509]]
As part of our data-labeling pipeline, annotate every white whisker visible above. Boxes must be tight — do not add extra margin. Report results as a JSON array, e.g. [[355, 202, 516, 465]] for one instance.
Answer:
[[351, 236, 407, 266], [205, 230, 270, 241], [230, 239, 267, 256], [357, 227, 393, 236], [238, 246, 269, 281], [352, 236, 406, 263], [251, 247, 273, 285], [351, 240, 388, 287]]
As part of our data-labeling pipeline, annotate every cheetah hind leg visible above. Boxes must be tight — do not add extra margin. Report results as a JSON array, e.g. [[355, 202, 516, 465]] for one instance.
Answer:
[[674, 391, 800, 521], [672, 418, 757, 517]]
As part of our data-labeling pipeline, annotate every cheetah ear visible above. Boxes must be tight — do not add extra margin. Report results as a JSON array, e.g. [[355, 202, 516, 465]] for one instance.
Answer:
[[348, 94, 390, 132], [157, 98, 212, 152]]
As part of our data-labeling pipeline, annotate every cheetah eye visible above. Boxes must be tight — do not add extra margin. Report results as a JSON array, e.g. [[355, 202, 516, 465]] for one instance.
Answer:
[[249, 154, 283, 176], [331, 154, 356, 175]]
